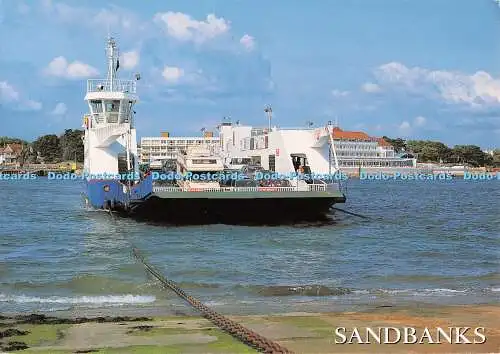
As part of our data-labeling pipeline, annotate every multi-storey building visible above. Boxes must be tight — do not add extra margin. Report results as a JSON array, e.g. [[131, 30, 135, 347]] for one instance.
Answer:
[[331, 127, 415, 168], [140, 131, 220, 165]]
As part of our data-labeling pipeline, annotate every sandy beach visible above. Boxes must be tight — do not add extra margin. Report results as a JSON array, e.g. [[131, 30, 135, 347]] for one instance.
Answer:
[[1, 304, 498, 353]]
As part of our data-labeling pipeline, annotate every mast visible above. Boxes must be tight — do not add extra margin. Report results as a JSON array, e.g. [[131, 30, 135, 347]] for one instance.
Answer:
[[106, 37, 119, 92]]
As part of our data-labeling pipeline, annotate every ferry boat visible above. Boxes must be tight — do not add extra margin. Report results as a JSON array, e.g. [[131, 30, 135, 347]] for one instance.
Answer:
[[82, 38, 346, 224]]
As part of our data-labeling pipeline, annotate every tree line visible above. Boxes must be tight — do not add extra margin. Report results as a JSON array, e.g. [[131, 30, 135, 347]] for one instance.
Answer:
[[2, 131, 499, 167], [382, 136, 500, 167], [1, 129, 84, 164]]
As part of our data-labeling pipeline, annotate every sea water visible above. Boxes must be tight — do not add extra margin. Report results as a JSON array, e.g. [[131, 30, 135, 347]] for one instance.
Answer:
[[0, 177, 498, 315]]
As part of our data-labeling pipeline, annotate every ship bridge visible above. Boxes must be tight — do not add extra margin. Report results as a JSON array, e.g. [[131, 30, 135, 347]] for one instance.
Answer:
[[83, 37, 140, 177], [84, 36, 138, 128]]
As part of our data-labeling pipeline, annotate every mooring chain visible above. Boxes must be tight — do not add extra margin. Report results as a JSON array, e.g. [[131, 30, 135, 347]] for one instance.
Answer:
[[132, 248, 293, 354]]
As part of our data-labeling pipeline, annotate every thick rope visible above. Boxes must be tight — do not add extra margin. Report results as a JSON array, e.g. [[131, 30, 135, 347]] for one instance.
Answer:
[[132, 248, 293, 354]]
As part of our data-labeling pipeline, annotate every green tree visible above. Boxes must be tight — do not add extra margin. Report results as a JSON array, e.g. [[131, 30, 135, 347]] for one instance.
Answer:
[[406, 140, 425, 155], [451, 145, 489, 167], [493, 149, 500, 167], [406, 140, 452, 163], [18, 144, 34, 166], [382, 136, 407, 153], [60, 129, 84, 162], [0, 136, 29, 146], [33, 134, 62, 163]]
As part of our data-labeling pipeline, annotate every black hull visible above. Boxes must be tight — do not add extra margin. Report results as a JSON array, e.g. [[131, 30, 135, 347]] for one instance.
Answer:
[[122, 196, 343, 225]]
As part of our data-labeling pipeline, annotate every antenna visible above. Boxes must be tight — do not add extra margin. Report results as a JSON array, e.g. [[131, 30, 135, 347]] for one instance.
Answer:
[[105, 37, 119, 91], [264, 105, 272, 132]]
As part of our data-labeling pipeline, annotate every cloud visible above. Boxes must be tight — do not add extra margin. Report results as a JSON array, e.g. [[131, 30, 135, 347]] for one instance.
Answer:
[[44, 56, 98, 79], [0, 80, 41, 111], [374, 62, 500, 108], [93, 8, 135, 30], [239, 34, 255, 50], [361, 82, 382, 93], [0, 0, 4, 25], [453, 116, 500, 131], [41, 1, 88, 22], [21, 100, 42, 111], [414, 115, 426, 127], [137, 30, 273, 102], [398, 121, 412, 135], [40, 1, 143, 36], [154, 12, 230, 43], [396, 116, 427, 136], [331, 89, 350, 97], [0, 81, 20, 102], [51, 102, 67, 115], [121, 50, 139, 70], [162, 66, 184, 83]]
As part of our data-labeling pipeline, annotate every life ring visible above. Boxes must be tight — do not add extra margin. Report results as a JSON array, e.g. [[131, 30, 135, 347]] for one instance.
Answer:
[[83, 115, 90, 129]]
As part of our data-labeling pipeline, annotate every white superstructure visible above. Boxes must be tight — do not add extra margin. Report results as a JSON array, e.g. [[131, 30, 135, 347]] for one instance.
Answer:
[[218, 120, 340, 175], [83, 37, 140, 178], [218, 118, 417, 175], [176, 146, 224, 190]]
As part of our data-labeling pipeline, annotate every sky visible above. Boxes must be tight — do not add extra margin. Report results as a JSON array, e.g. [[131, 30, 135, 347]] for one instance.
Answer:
[[0, 0, 499, 148]]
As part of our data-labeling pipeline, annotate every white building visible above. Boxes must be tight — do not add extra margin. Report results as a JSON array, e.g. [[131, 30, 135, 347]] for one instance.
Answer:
[[331, 127, 416, 168], [140, 134, 220, 165], [0, 144, 23, 166]]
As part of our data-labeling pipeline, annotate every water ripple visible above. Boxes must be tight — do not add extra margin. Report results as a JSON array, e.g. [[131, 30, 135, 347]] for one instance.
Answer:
[[0, 178, 498, 314]]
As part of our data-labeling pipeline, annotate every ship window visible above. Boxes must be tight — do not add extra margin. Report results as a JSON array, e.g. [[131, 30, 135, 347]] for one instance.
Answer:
[[230, 158, 251, 164], [90, 100, 103, 113], [268, 155, 275, 171], [105, 100, 120, 112]]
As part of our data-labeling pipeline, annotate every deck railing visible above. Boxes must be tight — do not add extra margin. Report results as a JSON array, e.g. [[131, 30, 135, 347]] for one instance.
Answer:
[[0, 163, 63, 171], [152, 184, 331, 193], [87, 79, 136, 94]]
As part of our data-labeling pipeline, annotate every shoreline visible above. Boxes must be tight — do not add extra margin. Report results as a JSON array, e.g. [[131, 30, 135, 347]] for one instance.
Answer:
[[1, 303, 499, 353]]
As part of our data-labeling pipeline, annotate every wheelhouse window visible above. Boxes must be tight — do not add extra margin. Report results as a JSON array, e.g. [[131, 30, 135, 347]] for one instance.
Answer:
[[105, 100, 120, 112], [90, 100, 103, 113]]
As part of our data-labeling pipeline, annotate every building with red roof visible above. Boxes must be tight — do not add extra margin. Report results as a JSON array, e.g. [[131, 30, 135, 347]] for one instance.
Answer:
[[330, 127, 415, 168]]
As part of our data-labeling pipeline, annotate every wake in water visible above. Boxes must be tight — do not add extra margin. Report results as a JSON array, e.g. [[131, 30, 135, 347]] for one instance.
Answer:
[[0, 294, 156, 305]]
